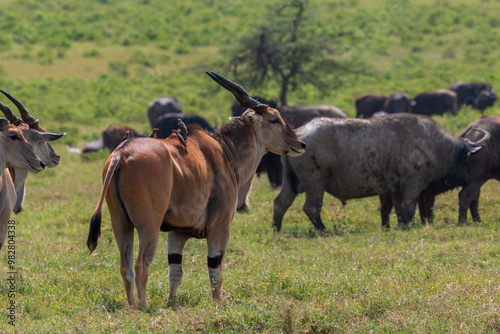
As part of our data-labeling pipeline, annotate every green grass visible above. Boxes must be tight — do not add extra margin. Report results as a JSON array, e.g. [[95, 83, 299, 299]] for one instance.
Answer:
[[1, 0, 500, 332], [1, 147, 500, 332]]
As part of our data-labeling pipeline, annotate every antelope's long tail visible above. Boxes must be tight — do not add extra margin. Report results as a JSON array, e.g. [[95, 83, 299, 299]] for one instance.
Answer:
[[87, 153, 120, 253]]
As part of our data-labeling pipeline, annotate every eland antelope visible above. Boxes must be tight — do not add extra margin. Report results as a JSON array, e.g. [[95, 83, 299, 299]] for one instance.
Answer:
[[87, 72, 306, 309], [0, 90, 64, 213], [0, 119, 45, 250]]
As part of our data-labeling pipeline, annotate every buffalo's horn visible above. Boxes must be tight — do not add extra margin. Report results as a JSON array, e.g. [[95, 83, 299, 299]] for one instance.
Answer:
[[0, 90, 40, 130], [206, 71, 267, 111], [463, 127, 491, 147], [0, 101, 22, 125], [471, 127, 491, 146]]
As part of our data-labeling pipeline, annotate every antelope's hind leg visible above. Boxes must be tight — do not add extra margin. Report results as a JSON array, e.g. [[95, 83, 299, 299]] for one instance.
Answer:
[[107, 188, 136, 308], [167, 232, 189, 301], [135, 224, 161, 310]]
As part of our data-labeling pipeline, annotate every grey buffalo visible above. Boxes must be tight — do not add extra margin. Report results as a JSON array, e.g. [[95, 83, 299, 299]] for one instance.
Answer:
[[391, 115, 498, 225], [273, 114, 489, 231], [278, 105, 347, 129]]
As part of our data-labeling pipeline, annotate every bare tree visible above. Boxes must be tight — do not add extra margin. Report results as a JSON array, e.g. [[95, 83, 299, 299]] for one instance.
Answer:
[[228, 0, 360, 106]]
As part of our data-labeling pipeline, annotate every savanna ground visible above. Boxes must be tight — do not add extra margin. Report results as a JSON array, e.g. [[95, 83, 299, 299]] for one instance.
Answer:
[[1, 0, 500, 332]]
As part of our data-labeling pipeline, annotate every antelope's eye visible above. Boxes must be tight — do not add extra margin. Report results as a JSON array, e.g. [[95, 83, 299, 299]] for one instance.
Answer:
[[9, 135, 19, 141], [269, 119, 279, 124]]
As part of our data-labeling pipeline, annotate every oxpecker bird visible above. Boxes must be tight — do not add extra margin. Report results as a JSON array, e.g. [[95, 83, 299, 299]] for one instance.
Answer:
[[121, 131, 131, 142], [177, 118, 188, 140], [149, 128, 159, 138], [172, 129, 188, 153]]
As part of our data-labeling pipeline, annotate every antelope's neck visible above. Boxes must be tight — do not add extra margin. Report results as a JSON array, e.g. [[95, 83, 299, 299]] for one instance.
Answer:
[[218, 121, 265, 188], [0, 151, 6, 176]]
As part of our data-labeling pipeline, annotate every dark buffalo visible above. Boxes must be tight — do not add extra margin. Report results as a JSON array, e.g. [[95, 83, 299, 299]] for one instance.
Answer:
[[382, 115, 497, 225], [451, 82, 497, 112], [355, 93, 387, 118], [147, 97, 183, 128], [153, 113, 214, 139], [82, 125, 142, 153], [384, 92, 412, 114], [411, 89, 458, 116], [273, 114, 489, 231]]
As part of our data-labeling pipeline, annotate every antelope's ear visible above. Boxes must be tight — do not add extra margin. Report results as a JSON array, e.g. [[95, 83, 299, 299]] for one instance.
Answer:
[[244, 111, 259, 124], [34, 131, 65, 142], [0, 118, 9, 131], [251, 104, 269, 115]]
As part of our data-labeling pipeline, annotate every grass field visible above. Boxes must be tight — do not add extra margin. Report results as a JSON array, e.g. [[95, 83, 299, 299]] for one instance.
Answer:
[[1, 0, 500, 332]]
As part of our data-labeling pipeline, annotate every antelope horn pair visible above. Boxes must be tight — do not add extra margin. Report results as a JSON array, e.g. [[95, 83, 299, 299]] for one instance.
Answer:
[[0, 90, 40, 129]]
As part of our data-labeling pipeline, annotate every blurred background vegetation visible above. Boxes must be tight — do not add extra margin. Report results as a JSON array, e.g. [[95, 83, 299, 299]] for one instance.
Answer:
[[0, 0, 499, 149]]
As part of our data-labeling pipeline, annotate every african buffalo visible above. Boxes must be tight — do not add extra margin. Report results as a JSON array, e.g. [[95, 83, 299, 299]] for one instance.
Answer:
[[411, 89, 458, 116], [355, 93, 386, 118], [147, 96, 183, 128], [451, 82, 497, 112], [153, 113, 213, 139], [386, 115, 498, 225], [233, 100, 347, 128], [384, 92, 412, 114], [82, 125, 142, 153], [278, 105, 347, 129], [273, 114, 489, 231]]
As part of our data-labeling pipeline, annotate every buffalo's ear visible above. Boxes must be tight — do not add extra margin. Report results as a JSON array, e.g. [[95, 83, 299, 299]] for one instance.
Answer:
[[468, 145, 484, 154], [244, 111, 259, 124]]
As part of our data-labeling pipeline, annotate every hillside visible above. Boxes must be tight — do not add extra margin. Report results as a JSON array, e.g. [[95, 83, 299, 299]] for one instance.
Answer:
[[0, 0, 498, 141]]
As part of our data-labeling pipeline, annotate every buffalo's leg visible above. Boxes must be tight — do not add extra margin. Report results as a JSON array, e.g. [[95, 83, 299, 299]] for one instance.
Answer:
[[379, 194, 393, 229], [417, 193, 435, 225], [267, 154, 283, 189], [135, 226, 160, 310], [273, 179, 298, 231], [470, 193, 481, 222], [206, 228, 230, 300], [458, 183, 483, 224], [167, 232, 189, 301], [303, 190, 326, 231], [392, 192, 418, 226]]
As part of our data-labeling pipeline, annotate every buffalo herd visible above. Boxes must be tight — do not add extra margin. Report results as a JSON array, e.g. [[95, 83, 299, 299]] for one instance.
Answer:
[[85, 80, 498, 231], [356, 82, 497, 118]]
